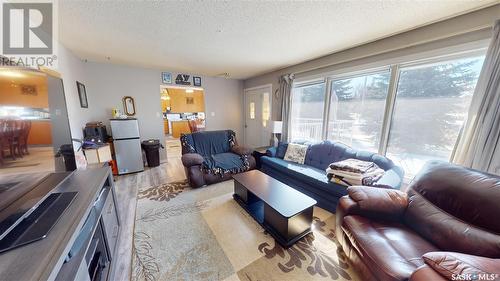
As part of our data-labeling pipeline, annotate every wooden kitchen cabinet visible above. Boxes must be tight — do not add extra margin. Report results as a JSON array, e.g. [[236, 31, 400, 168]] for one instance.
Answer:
[[27, 120, 52, 145], [168, 89, 205, 113]]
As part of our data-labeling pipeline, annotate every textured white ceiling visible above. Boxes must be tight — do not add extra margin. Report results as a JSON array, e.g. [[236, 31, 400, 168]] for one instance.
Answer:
[[59, 1, 497, 79]]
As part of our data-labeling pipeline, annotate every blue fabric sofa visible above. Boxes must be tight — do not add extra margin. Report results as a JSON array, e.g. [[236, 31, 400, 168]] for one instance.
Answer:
[[262, 140, 404, 213]]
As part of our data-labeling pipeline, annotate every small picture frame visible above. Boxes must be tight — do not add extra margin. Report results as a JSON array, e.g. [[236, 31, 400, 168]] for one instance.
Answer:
[[76, 81, 88, 108], [162, 72, 172, 84], [193, 76, 202, 87]]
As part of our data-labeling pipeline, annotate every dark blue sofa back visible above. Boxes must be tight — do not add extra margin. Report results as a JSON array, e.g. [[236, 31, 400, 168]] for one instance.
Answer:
[[277, 140, 397, 171]]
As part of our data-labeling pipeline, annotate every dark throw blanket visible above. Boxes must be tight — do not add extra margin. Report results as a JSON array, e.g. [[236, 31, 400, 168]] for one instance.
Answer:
[[186, 130, 249, 177], [201, 152, 250, 176]]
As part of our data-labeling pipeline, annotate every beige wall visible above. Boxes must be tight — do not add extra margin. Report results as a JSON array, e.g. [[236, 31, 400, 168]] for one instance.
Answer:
[[243, 4, 500, 121]]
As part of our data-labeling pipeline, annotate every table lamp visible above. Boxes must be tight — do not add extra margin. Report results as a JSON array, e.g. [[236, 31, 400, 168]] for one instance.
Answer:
[[270, 121, 282, 146]]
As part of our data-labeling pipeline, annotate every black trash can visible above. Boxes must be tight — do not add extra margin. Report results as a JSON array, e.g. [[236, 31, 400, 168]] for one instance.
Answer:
[[141, 139, 162, 167], [59, 144, 77, 171]]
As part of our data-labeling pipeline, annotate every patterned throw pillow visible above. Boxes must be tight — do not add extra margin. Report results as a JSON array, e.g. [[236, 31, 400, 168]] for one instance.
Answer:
[[284, 143, 308, 164]]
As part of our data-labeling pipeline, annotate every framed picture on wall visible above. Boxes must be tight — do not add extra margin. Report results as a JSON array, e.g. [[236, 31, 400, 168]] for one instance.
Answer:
[[162, 72, 172, 84], [76, 81, 88, 108], [193, 76, 202, 87]]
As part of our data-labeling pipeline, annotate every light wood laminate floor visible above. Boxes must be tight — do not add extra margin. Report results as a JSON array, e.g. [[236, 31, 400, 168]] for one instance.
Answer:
[[112, 138, 184, 281]]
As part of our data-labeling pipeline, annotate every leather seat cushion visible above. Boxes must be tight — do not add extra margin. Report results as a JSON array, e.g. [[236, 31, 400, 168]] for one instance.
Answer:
[[342, 215, 438, 281]]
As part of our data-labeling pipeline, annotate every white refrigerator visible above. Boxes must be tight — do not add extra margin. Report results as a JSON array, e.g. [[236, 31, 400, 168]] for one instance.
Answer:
[[110, 118, 144, 175]]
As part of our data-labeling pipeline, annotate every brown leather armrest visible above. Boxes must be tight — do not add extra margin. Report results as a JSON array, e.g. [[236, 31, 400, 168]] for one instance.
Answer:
[[344, 186, 408, 221], [422, 252, 500, 280], [231, 145, 253, 156], [181, 153, 204, 167]]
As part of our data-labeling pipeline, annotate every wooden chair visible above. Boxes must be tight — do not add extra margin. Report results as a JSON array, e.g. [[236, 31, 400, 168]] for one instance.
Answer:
[[18, 120, 31, 155], [0, 120, 16, 161], [188, 119, 206, 133]]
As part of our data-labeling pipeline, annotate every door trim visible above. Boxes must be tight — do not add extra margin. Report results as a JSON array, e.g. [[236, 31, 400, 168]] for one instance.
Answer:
[[243, 84, 273, 147]]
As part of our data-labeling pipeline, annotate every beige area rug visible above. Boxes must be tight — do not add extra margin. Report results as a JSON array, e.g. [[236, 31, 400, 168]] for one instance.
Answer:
[[132, 179, 361, 281]]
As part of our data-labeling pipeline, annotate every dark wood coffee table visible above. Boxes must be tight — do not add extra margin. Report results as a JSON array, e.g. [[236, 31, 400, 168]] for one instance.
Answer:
[[232, 170, 317, 247]]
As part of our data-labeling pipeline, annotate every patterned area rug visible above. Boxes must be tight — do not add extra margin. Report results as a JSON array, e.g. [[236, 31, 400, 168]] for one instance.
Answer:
[[132, 179, 360, 281]]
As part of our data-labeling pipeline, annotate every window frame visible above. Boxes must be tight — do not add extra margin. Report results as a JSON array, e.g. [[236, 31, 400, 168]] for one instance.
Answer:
[[324, 66, 392, 151], [290, 79, 328, 141]]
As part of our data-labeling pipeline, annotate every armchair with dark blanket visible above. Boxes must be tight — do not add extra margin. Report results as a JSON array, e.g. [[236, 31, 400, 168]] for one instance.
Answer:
[[180, 130, 256, 187]]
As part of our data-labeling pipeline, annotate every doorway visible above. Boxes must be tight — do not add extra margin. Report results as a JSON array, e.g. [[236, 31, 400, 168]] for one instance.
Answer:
[[244, 85, 272, 148], [160, 86, 206, 158]]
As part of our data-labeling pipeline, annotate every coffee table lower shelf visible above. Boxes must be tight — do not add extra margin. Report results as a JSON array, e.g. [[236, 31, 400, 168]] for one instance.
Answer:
[[233, 194, 312, 248]]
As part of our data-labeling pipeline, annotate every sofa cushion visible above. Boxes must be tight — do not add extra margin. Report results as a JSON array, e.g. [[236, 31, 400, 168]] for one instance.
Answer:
[[302, 140, 397, 172], [342, 215, 438, 281], [276, 142, 288, 159], [304, 141, 355, 170], [261, 156, 347, 197]]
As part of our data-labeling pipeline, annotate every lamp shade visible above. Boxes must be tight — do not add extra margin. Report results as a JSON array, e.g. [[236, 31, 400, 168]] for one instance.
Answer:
[[271, 121, 283, 134]]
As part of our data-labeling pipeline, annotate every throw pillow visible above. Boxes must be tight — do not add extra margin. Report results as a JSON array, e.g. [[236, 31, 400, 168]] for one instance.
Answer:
[[284, 143, 308, 164], [276, 142, 288, 159]]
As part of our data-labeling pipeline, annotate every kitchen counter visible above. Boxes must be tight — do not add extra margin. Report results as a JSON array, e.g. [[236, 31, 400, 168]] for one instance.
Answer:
[[171, 120, 191, 138]]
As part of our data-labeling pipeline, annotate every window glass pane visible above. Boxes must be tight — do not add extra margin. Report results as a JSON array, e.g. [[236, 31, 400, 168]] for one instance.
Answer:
[[327, 71, 390, 152], [262, 92, 270, 127], [249, 102, 255, 119], [290, 83, 325, 141], [386, 56, 484, 178]]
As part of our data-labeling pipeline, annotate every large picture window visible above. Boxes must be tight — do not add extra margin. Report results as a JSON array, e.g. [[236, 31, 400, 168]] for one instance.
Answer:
[[288, 52, 485, 180], [327, 71, 390, 152], [386, 56, 484, 175], [290, 82, 326, 141]]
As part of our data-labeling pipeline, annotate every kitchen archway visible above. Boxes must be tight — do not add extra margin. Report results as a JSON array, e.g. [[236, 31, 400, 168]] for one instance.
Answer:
[[160, 85, 206, 158]]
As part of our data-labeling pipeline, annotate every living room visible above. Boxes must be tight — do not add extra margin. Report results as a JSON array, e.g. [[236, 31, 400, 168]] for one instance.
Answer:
[[0, 1, 499, 281]]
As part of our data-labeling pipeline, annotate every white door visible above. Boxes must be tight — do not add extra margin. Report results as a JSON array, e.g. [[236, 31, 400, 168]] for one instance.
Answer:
[[244, 86, 271, 148]]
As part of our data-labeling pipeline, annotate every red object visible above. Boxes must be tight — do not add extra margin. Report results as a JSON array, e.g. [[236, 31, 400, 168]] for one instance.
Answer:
[[109, 160, 118, 175]]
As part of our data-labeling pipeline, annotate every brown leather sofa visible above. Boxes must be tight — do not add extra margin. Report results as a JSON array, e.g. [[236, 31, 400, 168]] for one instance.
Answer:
[[335, 161, 500, 281]]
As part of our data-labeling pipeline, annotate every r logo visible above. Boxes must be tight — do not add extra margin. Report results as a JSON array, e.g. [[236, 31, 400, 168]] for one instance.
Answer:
[[2, 3, 53, 55]]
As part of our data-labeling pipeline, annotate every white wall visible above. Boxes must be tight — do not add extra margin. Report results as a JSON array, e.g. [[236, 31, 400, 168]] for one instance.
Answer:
[[56, 44, 89, 140], [56, 51, 243, 161]]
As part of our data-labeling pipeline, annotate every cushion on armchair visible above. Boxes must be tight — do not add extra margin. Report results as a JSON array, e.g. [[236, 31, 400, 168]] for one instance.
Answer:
[[202, 152, 250, 175], [422, 252, 500, 279]]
